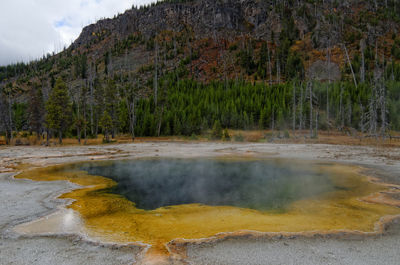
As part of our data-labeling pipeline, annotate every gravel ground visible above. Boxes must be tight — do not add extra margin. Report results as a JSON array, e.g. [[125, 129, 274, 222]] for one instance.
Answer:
[[0, 142, 399, 265], [186, 221, 400, 265], [0, 237, 137, 265], [0, 172, 140, 265]]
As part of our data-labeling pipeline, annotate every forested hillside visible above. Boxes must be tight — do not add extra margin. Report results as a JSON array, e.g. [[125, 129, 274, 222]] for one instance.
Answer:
[[1, 0, 400, 144]]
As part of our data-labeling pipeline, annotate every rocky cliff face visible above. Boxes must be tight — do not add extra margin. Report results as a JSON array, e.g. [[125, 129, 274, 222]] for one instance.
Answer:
[[73, 0, 305, 50], [2, 0, 400, 90], [75, 0, 259, 47], [74, 0, 393, 50]]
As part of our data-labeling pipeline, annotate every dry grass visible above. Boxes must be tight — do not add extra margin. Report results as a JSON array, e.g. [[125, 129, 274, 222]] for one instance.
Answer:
[[230, 130, 400, 148], [1, 130, 400, 148], [0, 136, 6, 145]]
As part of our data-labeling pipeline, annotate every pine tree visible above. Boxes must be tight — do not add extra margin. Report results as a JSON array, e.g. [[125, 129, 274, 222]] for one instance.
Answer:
[[105, 79, 118, 138], [74, 115, 84, 144], [222, 128, 230, 141], [0, 85, 12, 144], [212, 120, 222, 139], [28, 83, 44, 140], [45, 78, 72, 144], [259, 107, 267, 129], [99, 110, 113, 142], [124, 83, 137, 141]]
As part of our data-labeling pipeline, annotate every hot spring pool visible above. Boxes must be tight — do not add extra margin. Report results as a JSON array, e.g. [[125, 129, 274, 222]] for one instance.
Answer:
[[80, 159, 336, 211], [15, 158, 400, 254]]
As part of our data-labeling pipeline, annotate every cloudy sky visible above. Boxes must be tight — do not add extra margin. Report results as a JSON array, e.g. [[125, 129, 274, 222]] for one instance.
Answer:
[[0, 0, 156, 66]]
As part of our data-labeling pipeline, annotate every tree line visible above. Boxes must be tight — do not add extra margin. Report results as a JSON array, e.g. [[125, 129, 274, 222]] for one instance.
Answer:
[[1, 71, 399, 144], [1, 0, 400, 144]]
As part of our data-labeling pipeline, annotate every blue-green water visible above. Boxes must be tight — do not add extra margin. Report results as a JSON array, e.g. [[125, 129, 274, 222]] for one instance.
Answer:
[[77, 159, 338, 211]]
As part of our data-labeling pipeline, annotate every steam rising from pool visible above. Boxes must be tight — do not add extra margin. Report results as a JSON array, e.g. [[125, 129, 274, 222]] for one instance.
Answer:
[[80, 159, 335, 211]]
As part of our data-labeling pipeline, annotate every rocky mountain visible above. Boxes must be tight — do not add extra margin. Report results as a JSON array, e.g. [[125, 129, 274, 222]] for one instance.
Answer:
[[2, 0, 400, 89], [1, 0, 400, 141]]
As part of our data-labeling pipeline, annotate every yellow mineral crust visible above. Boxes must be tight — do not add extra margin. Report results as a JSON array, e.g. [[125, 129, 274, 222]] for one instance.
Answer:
[[16, 161, 400, 255]]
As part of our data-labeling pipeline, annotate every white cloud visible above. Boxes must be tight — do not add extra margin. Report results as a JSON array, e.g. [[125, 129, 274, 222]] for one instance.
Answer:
[[0, 0, 157, 66]]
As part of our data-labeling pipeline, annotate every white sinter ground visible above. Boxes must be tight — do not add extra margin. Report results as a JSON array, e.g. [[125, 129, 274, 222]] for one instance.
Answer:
[[0, 142, 399, 265]]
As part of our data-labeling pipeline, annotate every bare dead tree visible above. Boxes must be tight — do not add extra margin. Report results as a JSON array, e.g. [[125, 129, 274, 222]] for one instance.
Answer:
[[271, 105, 275, 131], [379, 77, 388, 139], [124, 49, 128, 73], [88, 61, 96, 135], [276, 59, 281, 84], [125, 83, 137, 142], [359, 101, 366, 136], [173, 34, 177, 57], [107, 51, 113, 77], [299, 83, 304, 131], [343, 44, 358, 88], [42, 79, 51, 146], [267, 41, 272, 86], [368, 83, 378, 137], [71, 82, 83, 144], [315, 109, 319, 138], [212, 0, 217, 43], [390, 55, 395, 81], [373, 0, 378, 11], [339, 83, 344, 130], [308, 81, 313, 137], [154, 38, 159, 106], [188, 39, 193, 76], [129, 98, 136, 141], [156, 80, 168, 137], [81, 84, 88, 144], [346, 98, 352, 127], [292, 82, 296, 136], [375, 39, 379, 68], [220, 50, 229, 88], [326, 45, 331, 133], [7, 89, 13, 140], [360, 39, 366, 83]]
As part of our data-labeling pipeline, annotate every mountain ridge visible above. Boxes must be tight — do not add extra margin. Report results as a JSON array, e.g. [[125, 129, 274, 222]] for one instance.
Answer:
[[1, 0, 400, 142], [2, 0, 400, 85]]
